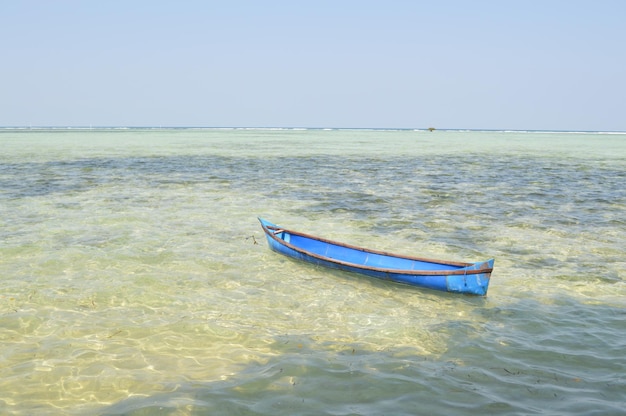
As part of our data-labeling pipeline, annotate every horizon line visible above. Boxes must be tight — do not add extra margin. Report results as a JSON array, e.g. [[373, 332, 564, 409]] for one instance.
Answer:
[[1, 125, 625, 134]]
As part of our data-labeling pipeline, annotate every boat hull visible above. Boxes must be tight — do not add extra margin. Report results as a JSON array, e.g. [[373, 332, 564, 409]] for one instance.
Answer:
[[259, 218, 493, 295]]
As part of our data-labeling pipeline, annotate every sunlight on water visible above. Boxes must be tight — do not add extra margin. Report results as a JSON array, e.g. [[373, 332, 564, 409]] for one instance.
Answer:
[[0, 129, 624, 415]]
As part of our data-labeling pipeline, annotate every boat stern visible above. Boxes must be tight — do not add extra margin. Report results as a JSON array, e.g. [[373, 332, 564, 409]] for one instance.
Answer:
[[446, 259, 494, 296]]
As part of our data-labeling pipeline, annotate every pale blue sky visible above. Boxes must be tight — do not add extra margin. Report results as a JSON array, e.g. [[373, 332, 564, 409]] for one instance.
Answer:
[[2, 1, 624, 130]]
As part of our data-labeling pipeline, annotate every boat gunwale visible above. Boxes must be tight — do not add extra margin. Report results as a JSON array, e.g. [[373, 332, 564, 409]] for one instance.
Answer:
[[262, 223, 493, 277]]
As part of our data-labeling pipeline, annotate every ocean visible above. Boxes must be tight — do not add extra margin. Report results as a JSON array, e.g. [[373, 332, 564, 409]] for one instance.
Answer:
[[0, 128, 624, 415]]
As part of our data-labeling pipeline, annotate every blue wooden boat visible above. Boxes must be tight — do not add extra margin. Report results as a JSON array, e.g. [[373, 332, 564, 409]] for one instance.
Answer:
[[259, 218, 494, 295]]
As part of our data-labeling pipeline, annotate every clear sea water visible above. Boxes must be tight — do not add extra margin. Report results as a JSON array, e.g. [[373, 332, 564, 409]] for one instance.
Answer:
[[0, 128, 624, 415]]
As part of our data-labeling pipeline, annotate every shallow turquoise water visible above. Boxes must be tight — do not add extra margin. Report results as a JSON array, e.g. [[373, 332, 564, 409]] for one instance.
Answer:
[[1, 128, 624, 415]]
